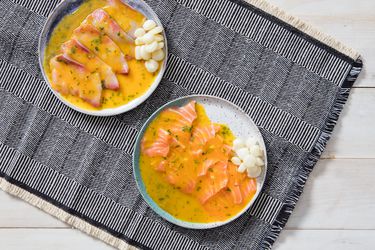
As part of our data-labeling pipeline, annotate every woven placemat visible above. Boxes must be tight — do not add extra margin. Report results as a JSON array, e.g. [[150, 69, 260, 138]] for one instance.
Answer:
[[0, 0, 362, 249]]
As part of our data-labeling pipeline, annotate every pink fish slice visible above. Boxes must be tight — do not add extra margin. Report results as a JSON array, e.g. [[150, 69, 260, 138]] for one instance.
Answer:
[[61, 39, 120, 90], [84, 8, 134, 44], [73, 24, 129, 74]]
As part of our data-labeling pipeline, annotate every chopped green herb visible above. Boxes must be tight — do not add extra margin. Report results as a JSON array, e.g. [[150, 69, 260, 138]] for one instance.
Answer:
[[182, 125, 192, 133]]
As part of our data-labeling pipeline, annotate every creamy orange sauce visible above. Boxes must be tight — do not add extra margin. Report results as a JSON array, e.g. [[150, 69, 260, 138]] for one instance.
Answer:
[[140, 103, 257, 223], [43, 0, 159, 110]]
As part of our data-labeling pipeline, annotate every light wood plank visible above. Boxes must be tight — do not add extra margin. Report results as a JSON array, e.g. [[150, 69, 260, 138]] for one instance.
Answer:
[[268, 0, 375, 88], [0, 191, 67, 228], [270, 0, 375, 17], [286, 159, 375, 230], [0, 229, 113, 250], [275, 229, 375, 250], [0, 228, 373, 250], [322, 88, 375, 159]]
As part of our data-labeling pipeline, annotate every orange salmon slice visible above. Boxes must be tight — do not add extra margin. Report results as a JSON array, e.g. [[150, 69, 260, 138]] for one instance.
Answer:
[[164, 101, 197, 130], [143, 129, 171, 157], [196, 161, 229, 204]]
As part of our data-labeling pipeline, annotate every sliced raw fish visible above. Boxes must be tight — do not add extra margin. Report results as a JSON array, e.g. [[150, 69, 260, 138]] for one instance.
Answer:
[[73, 24, 129, 74], [192, 123, 221, 146], [196, 161, 229, 204], [240, 177, 257, 198], [165, 156, 197, 194], [61, 39, 119, 90], [163, 101, 197, 132], [84, 8, 133, 44], [197, 158, 220, 177], [49, 55, 102, 107], [143, 129, 171, 157]]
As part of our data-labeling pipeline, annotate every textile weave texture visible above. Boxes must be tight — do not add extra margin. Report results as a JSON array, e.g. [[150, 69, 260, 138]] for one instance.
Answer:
[[0, 0, 362, 249]]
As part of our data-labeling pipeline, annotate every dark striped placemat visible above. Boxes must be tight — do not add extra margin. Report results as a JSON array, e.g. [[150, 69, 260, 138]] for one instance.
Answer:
[[0, 0, 362, 249]]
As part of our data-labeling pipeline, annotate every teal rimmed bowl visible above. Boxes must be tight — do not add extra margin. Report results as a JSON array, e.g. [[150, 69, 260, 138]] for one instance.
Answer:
[[133, 95, 267, 229]]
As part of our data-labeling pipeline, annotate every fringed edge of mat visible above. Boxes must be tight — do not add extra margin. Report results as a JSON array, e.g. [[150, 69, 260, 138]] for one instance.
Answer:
[[0, 177, 139, 250], [244, 0, 360, 60], [261, 58, 363, 250]]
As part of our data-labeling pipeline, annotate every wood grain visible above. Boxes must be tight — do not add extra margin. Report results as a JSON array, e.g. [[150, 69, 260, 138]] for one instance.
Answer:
[[275, 229, 375, 250], [286, 159, 375, 230], [268, 0, 375, 88], [322, 88, 375, 159], [0, 229, 112, 250]]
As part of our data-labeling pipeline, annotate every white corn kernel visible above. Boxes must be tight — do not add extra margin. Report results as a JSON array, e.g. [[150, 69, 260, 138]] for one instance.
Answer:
[[135, 46, 142, 60], [134, 28, 146, 38], [142, 33, 154, 44], [152, 49, 164, 61], [255, 157, 264, 167], [250, 145, 262, 157], [236, 148, 249, 160], [231, 157, 242, 166], [154, 34, 164, 42], [238, 163, 247, 173], [140, 46, 151, 60], [135, 37, 144, 45], [157, 42, 165, 49], [243, 154, 256, 168], [143, 20, 156, 31], [148, 26, 163, 35], [247, 166, 262, 178], [145, 41, 158, 53], [233, 138, 246, 150], [246, 136, 257, 148], [145, 59, 159, 73]]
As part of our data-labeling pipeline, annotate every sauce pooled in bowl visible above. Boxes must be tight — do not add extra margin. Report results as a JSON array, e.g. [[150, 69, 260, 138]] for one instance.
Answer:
[[140, 101, 258, 223]]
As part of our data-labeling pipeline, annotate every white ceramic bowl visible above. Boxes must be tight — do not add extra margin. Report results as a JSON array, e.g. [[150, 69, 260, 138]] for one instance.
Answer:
[[133, 95, 268, 229], [38, 0, 168, 116]]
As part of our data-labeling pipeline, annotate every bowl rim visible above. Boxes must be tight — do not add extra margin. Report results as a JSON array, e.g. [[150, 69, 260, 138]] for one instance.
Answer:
[[132, 94, 268, 229], [38, 0, 168, 117]]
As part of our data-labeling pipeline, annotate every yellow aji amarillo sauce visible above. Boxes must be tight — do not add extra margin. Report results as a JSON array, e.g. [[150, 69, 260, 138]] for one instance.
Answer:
[[43, 0, 159, 110], [140, 104, 257, 223]]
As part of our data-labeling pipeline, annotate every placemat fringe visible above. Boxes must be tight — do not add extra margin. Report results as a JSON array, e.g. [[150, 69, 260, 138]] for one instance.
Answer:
[[0, 178, 139, 250], [244, 0, 360, 60]]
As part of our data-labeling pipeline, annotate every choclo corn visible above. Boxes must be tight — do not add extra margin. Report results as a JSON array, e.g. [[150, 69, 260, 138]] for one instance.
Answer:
[[134, 19, 165, 73]]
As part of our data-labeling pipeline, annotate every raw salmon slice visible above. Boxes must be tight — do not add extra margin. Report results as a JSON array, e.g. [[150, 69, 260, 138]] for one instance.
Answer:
[[165, 157, 197, 194], [202, 189, 236, 219], [197, 158, 220, 177], [240, 177, 257, 198], [155, 160, 167, 172], [192, 123, 221, 146], [161, 101, 197, 148], [50, 55, 102, 107], [73, 24, 129, 74], [196, 161, 229, 204], [227, 163, 247, 204], [84, 9, 133, 44], [143, 129, 171, 157], [165, 101, 197, 129], [61, 39, 119, 90]]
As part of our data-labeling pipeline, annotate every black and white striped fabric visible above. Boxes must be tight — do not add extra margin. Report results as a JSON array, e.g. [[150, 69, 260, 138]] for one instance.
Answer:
[[0, 0, 362, 249]]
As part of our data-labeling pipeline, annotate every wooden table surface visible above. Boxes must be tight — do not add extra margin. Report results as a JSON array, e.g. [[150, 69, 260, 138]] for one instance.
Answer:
[[1, 0, 374, 249]]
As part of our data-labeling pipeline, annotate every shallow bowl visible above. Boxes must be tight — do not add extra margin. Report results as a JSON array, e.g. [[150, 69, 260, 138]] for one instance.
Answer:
[[133, 95, 268, 229], [38, 0, 168, 116]]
